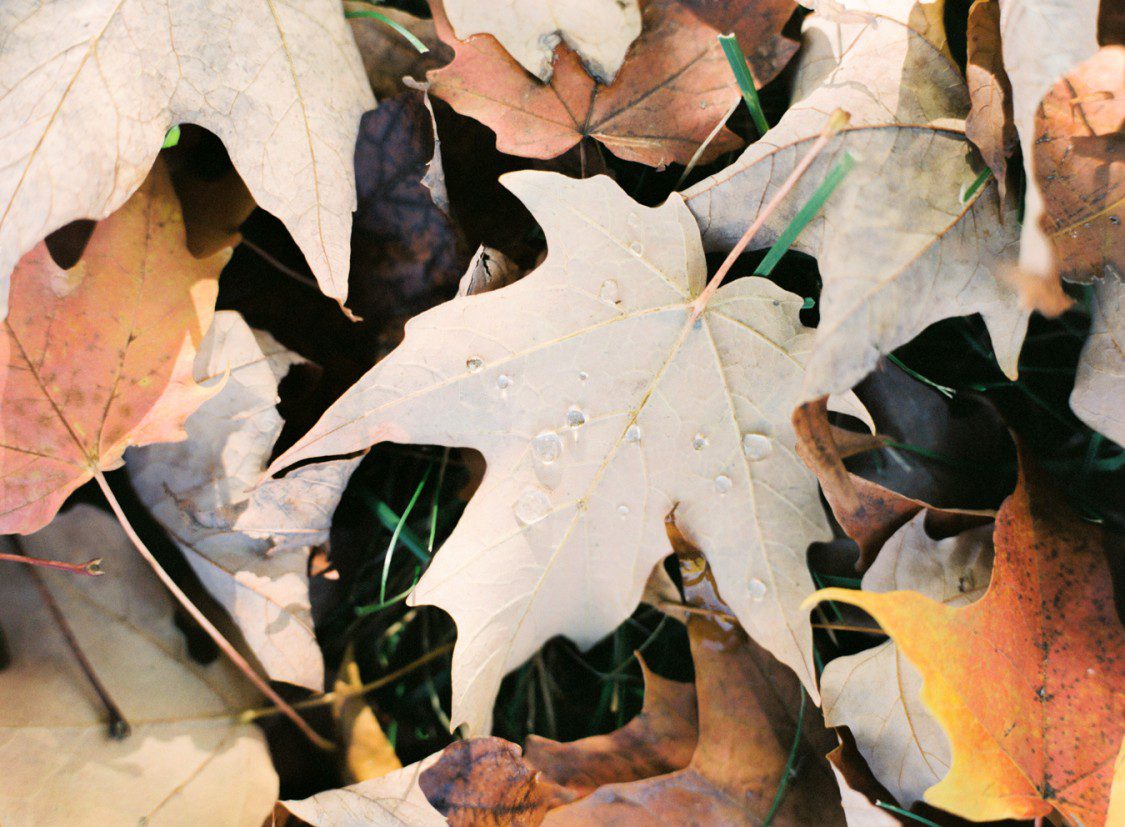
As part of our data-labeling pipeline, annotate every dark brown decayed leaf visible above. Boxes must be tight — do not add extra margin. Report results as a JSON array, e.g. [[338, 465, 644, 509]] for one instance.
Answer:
[[426, 0, 745, 167]]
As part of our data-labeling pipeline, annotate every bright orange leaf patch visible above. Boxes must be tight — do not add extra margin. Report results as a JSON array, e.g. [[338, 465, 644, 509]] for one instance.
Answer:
[[0, 160, 227, 534], [426, 0, 746, 167], [810, 449, 1125, 825]]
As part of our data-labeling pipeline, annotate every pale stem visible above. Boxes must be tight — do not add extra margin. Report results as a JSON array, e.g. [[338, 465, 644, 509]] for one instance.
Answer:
[[689, 109, 851, 320], [674, 96, 741, 191], [93, 470, 333, 750]]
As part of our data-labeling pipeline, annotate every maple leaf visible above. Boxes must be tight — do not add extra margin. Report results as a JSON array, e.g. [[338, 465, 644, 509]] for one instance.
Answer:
[[810, 449, 1125, 824], [821, 514, 994, 807], [417, 541, 845, 824], [0, 0, 374, 316], [441, 0, 641, 83], [996, 0, 1102, 298], [270, 170, 867, 734], [0, 505, 277, 825], [127, 312, 359, 691], [0, 160, 225, 535], [684, 0, 1029, 400], [965, 0, 1017, 200], [426, 0, 745, 168], [1071, 275, 1124, 445], [677, 0, 799, 85]]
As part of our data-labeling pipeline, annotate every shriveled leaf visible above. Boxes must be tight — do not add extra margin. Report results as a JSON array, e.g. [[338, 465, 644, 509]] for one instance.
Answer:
[[128, 311, 357, 691], [811, 449, 1124, 824], [793, 397, 993, 569], [427, 0, 745, 168], [271, 170, 866, 733], [441, 0, 641, 82], [1031, 46, 1123, 287], [0, 0, 374, 314], [348, 5, 447, 99], [821, 514, 994, 807], [0, 160, 223, 535], [1071, 275, 1124, 445], [685, 0, 1028, 399], [279, 755, 446, 827], [0, 505, 277, 825], [965, 0, 1017, 199]]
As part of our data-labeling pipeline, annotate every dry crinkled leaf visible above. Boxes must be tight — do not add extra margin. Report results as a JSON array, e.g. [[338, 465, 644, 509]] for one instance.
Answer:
[[427, 0, 745, 168], [998, 0, 1100, 291], [442, 0, 641, 82], [348, 5, 447, 100], [1071, 275, 1124, 445], [128, 311, 358, 690], [0, 160, 223, 535], [821, 514, 994, 807], [0, 505, 277, 825], [685, 0, 1029, 400], [0, 0, 374, 316], [271, 170, 867, 733], [279, 755, 446, 826], [1031, 46, 1123, 285], [811, 448, 1124, 824], [965, 0, 1017, 200]]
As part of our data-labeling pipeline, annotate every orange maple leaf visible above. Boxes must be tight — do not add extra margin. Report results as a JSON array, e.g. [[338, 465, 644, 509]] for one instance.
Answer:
[[0, 160, 227, 534], [426, 0, 748, 168], [809, 449, 1125, 825]]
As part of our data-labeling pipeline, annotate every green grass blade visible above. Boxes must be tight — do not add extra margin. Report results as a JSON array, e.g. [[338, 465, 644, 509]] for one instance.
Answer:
[[718, 34, 769, 137], [763, 687, 807, 825], [346, 8, 429, 53], [377, 467, 432, 603], [754, 151, 855, 277], [960, 167, 992, 203], [875, 801, 942, 827], [362, 494, 430, 563]]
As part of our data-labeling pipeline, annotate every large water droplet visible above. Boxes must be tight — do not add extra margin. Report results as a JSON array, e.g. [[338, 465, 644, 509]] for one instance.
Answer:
[[692, 433, 708, 451], [466, 357, 484, 373], [532, 431, 562, 464], [629, 241, 643, 256], [497, 374, 513, 390], [625, 424, 642, 443], [749, 579, 767, 601], [742, 433, 772, 461], [714, 474, 732, 494], [566, 407, 586, 429], [578, 370, 589, 381], [599, 279, 620, 303], [513, 488, 551, 527]]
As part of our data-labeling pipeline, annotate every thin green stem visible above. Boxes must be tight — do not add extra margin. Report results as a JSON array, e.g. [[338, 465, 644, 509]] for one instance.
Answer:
[[718, 34, 769, 136], [345, 7, 429, 53], [763, 687, 807, 825], [378, 467, 432, 603]]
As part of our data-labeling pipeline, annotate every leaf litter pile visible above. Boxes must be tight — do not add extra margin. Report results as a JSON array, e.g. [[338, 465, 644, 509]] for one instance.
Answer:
[[0, 0, 1121, 825]]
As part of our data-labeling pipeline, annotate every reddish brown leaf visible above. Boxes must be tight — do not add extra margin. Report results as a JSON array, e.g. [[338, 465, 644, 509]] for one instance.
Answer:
[[793, 397, 993, 570], [524, 661, 698, 796], [420, 738, 575, 825], [426, 0, 745, 167], [677, 0, 798, 86], [812, 447, 1125, 824], [1033, 45, 1124, 285], [0, 160, 225, 534], [965, 0, 1017, 200]]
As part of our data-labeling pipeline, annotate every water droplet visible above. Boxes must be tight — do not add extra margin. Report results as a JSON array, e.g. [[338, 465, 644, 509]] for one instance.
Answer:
[[742, 433, 772, 461], [566, 407, 586, 429], [692, 433, 708, 451], [617, 504, 630, 516], [1036, 686, 1047, 699], [497, 374, 513, 390], [532, 431, 562, 464], [1088, 667, 1097, 676], [513, 488, 551, 527], [699, 100, 709, 109], [1110, 215, 1120, 226], [625, 424, 642, 443], [629, 240, 643, 256], [578, 370, 589, 381], [749, 579, 767, 601], [771, 299, 780, 306], [599, 279, 620, 303], [627, 212, 640, 227], [714, 474, 732, 494], [466, 357, 484, 373]]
